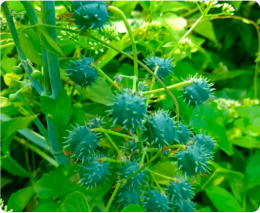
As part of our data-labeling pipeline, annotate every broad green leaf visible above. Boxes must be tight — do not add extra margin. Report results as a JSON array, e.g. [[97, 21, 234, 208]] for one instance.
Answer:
[[199, 206, 211, 212], [245, 152, 260, 189], [40, 30, 63, 55], [122, 204, 144, 212], [7, 186, 35, 212], [75, 77, 114, 105], [1, 176, 13, 189], [56, 191, 90, 212], [35, 200, 60, 212], [194, 20, 217, 42], [206, 186, 242, 212], [0, 97, 11, 108], [69, 110, 86, 126], [26, 29, 42, 53], [1, 115, 38, 139], [231, 136, 260, 149], [160, 1, 189, 12], [151, 161, 178, 184], [3, 73, 23, 87], [41, 90, 71, 131], [19, 32, 45, 65], [247, 186, 260, 211]]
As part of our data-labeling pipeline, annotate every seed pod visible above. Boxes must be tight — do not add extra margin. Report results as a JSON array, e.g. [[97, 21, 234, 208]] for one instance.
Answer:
[[107, 89, 147, 132], [142, 189, 170, 212], [20, 18, 29, 25], [193, 133, 215, 153], [175, 200, 196, 212], [9, 93, 19, 102], [144, 56, 174, 81], [117, 185, 142, 208], [12, 66, 23, 74], [71, 1, 108, 31], [31, 70, 42, 80], [175, 122, 192, 145]]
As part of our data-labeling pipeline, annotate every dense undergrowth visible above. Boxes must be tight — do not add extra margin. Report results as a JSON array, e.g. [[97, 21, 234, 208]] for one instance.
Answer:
[[1, 1, 260, 212]]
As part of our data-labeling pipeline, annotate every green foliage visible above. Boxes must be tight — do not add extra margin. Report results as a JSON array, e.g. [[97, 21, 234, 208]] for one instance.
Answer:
[[1, 0, 260, 212]]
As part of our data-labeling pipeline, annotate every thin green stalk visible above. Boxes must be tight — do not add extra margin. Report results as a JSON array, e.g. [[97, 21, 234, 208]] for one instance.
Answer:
[[140, 147, 147, 167], [21, 23, 180, 120], [142, 80, 193, 96], [136, 127, 143, 160], [105, 182, 121, 212], [146, 66, 159, 105], [15, 137, 58, 167], [1, 113, 49, 150], [103, 132, 126, 158], [41, 1, 69, 165], [107, 6, 138, 93], [93, 128, 138, 141], [147, 169, 177, 182], [91, 64, 121, 92], [1, 151, 37, 181], [70, 84, 76, 99], [201, 169, 218, 190], [1, 2, 43, 95], [101, 157, 125, 165], [120, 150, 161, 184], [149, 172, 163, 193]]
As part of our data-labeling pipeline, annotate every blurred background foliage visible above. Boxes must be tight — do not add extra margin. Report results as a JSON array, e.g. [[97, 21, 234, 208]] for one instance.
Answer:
[[1, 1, 260, 212]]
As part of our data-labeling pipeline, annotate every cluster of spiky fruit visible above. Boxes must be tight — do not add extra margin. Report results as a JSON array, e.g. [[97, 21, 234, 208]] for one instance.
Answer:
[[71, 1, 108, 31]]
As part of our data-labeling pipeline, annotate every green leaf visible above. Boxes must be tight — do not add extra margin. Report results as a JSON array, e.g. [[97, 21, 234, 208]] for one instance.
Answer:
[[206, 186, 242, 212], [27, 29, 42, 53], [194, 20, 217, 42], [19, 32, 44, 65], [231, 136, 260, 149], [40, 30, 63, 55], [40, 90, 71, 131], [1, 114, 38, 139], [7, 186, 35, 212], [56, 191, 90, 212], [75, 77, 114, 105], [245, 152, 260, 189], [122, 204, 144, 212], [35, 200, 60, 212]]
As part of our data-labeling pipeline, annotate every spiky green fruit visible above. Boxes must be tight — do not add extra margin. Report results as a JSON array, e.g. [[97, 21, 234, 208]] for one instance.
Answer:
[[66, 55, 98, 87], [143, 189, 170, 212], [144, 56, 174, 81], [138, 81, 148, 92], [193, 133, 215, 153], [144, 110, 176, 148], [64, 124, 99, 160], [71, 1, 108, 31], [182, 76, 214, 107], [78, 155, 109, 188], [118, 161, 145, 190], [117, 186, 141, 208], [108, 89, 146, 132], [173, 145, 211, 177], [175, 122, 191, 145], [175, 200, 196, 212], [167, 176, 194, 204]]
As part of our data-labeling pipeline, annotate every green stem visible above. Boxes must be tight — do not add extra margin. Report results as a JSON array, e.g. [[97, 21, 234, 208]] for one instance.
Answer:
[[1, 151, 37, 181], [145, 144, 186, 152], [146, 169, 177, 182], [140, 147, 147, 167], [103, 132, 126, 158], [105, 182, 122, 212], [149, 172, 163, 193], [91, 64, 121, 92], [15, 137, 58, 167], [142, 80, 193, 96], [1, 2, 43, 95], [107, 6, 138, 93], [41, 1, 69, 165], [21, 23, 180, 120], [120, 150, 161, 184], [146, 66, 159, 105], [136, 127, 143, 160], [201, 169, 218, 190], [101, 157, 125, 165], [93, 128, 138, 141]]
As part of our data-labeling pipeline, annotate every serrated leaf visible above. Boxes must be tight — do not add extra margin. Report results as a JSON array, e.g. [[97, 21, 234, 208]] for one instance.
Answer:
[[56, 191, 90, 212], [40, 30, 63, 55], [19, 32, 44, 65]]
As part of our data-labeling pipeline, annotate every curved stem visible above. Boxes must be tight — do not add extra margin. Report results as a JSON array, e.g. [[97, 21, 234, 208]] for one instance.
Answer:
[[103, 132, 126, 158], [146, 169, 177, 182], [101, 157, 125, 165], [142, 80, 193, 96], [107, 6, 138, 93], [149, 172, 163, 193], [21, 24, 180, 120], [105, 182, 121, 212], [146, 66, 159, 105], [91, 64, 121, 92], [93, 128, 138, 141]]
